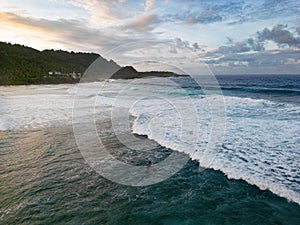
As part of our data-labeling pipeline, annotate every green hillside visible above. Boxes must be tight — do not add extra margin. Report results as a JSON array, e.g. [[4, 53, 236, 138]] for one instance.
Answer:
[[0, 42, 101, 85], [0, 42, 185, 85], [111, 66, 181, 79]]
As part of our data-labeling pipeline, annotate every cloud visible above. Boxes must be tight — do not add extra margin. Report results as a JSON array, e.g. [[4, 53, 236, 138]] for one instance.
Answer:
[[198, 23, 300, 74], [66, 0, 128, 24], [166, 5, 223, 25], [295, 19, 300, 35], [247, 38, 265, 51], [118, 14, 161, 32], [0, 11, 179, 69], [216, 42, 250, 54], [162, 1, 238, 25], [192, 42, 201, 51], [168, 45, 177, 54], [145, 0, 156, 12], [173, 38, 203, 52], [204, 49, 300, 74], [257, 24, 300, 48], [0, 11, 151, 52], [162, 0, 300, 26], [212, 24, 299, 55], [175, 37, 190, 49], [227, 0, 300, 25], [214, 38, 265, 54], [186, 14, 222, 25]]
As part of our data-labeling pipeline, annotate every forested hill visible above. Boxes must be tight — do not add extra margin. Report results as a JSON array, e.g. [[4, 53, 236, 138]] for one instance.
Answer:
[[0, 42, 184, 85], [0, 42, 107, 85]]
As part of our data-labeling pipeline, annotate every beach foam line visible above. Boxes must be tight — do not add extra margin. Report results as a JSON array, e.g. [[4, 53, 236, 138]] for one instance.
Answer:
[[128, 94, 300, 205]]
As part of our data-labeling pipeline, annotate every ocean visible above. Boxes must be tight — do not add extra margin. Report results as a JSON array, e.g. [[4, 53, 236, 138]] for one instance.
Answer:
[[0, 74, 299, 224]]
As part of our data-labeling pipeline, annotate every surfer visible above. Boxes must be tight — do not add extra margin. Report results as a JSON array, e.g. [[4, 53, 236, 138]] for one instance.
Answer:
[[146, 161, 152, 166]]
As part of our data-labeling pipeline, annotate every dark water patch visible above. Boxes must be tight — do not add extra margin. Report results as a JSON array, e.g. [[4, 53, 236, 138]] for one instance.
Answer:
[[95, 117, 173, 166], [171, 75, 300, 105], [0, 126, 299, 225], [221, 86, 300, 95]]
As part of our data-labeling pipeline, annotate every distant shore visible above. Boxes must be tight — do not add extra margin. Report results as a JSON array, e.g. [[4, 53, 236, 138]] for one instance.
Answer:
[[0, 73, 188, 86], [0, 42, 186, 86]]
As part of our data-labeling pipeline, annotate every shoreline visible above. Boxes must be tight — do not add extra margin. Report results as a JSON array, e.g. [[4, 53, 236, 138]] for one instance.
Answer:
[[0, 74, 187, 86]]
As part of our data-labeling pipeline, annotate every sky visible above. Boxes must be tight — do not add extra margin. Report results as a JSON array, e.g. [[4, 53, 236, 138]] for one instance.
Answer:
[[1, 0, 300, 74]]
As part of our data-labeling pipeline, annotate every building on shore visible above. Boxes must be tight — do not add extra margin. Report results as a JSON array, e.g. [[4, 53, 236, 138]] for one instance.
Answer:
[[48, 70, 82, 79], [48, 70, 62, 76]]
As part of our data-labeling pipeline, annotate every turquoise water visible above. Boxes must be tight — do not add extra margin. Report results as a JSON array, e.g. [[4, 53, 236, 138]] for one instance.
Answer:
[[1, 126, 299, 225], [1, 75, 300, 224]]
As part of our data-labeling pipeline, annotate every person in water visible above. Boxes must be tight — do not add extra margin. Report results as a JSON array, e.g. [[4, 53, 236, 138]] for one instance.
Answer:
[[146, 161, 152, 166]]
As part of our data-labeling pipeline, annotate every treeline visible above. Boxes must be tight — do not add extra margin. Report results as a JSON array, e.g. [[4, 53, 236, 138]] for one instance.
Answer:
[[0, 42, 100, 85], [111, 66, 182, 79]]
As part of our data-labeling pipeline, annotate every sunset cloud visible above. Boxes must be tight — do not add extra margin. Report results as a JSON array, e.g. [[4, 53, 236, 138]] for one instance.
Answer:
[[0, 0, 299, 74], [66, 0, 128, 24], [118, 14, 161, 32], [0, 11, 136, 51]]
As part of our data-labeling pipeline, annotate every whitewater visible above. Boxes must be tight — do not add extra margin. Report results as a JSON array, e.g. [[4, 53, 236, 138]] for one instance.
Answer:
[[0, 76, 299, 205]]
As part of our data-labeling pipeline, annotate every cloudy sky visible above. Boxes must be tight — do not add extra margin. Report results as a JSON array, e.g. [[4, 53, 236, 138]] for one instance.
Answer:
[[1, 0, 300, 74]]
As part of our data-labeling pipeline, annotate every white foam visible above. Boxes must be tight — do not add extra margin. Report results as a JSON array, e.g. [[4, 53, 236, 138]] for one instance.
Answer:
[[1, 80, 299, 205], [126, 81, 300, 205]]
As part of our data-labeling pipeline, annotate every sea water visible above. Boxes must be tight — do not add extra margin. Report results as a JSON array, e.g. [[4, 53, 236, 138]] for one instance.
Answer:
[[0, 75, 299, 224]]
